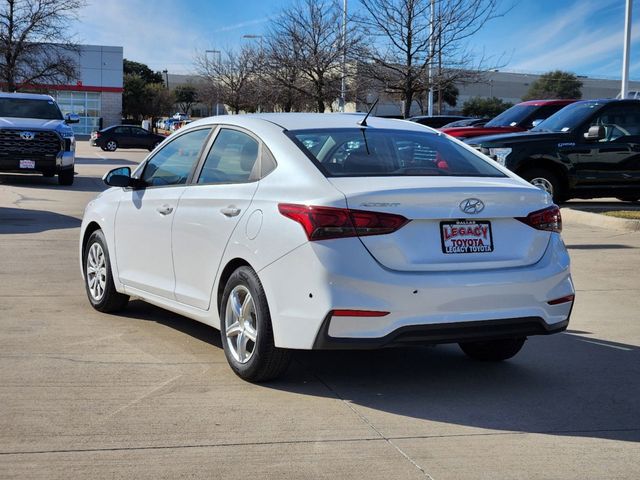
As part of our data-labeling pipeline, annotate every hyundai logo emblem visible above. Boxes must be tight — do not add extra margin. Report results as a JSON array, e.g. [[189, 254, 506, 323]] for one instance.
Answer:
[[20, 131, 35, 140], [459, 198, 485, 214]]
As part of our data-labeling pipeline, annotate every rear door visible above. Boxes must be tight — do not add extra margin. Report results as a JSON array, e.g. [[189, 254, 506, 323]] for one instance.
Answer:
[[171, 127, 262, 309]]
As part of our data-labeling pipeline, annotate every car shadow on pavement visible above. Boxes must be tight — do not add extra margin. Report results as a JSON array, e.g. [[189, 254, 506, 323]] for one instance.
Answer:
[[111, 301, 640, 444], [0, 173, 106, 193], [0, 207, 81, 233], [273, 333, 640, 443], [119, 300, 223, 349]]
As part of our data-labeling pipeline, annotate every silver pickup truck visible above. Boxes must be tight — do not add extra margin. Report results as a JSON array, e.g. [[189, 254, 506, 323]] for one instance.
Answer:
[[0, 92, 79, 185]]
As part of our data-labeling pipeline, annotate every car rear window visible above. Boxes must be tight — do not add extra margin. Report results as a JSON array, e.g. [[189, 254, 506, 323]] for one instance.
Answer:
[[288, 128, 505, 178]]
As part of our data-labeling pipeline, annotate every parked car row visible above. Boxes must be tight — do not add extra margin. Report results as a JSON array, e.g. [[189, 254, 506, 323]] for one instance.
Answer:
[[155, 115, 193, 132], [466, 98, 640, 202], [406, 98, 640, 203]]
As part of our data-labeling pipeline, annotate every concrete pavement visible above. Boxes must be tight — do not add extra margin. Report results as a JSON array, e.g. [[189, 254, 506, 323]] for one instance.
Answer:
[[0, 141, 638, 479]]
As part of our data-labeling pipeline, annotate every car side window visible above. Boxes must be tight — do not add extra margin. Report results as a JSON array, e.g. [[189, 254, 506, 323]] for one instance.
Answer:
[[198, 129, 260, 184], [113, 126, 130, 135], [589, 105, 640, 142], [141, 128, 210, 187], [132, 128, 148, 136]]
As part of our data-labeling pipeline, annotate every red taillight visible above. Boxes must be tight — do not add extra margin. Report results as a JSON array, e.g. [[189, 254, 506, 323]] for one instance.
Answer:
[[278, 203, 409, 240], [331, 309, 390, 317], [517, 205, 562, 233], [548, 294, 575, 305]]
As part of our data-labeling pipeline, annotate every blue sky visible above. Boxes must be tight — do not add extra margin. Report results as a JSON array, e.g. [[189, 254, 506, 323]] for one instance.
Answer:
[[76, 0, 639, 79]]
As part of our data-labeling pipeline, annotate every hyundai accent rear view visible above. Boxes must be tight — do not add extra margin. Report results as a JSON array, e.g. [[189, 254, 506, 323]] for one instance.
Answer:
[[80, 113, 574, 381]]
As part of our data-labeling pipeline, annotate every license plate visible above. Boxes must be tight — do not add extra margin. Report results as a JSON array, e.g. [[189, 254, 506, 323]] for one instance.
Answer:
[[19, 159, 35, 169], [441, 220, 493, 254]]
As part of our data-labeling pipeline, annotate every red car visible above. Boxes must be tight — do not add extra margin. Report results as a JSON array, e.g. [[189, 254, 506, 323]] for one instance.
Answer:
[[441, 99, 576, 140]]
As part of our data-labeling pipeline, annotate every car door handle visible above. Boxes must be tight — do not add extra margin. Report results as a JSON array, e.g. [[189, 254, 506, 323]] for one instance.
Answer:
[[156, 204, 174, 215], [220, 206, 241, 217]]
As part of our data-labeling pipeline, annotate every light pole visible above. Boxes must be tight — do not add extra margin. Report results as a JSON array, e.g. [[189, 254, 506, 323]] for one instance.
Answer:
[[621, 0, 632, 98], [205, 49, 221, 115], [243, 34, 264, 113], [427, 0, 435, 116], [340, 0, 347, 112]]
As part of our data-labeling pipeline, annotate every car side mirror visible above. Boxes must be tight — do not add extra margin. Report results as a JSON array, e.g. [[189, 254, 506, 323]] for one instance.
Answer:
[[103, 167, 144, 188], [65, 113, 80, 124], [531, 119, 543, 128], [584, 125, 605, 141]]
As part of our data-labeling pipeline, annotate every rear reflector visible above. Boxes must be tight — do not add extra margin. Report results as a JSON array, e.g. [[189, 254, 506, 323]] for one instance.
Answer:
[[331, 309, 390, 317], [548, 294, 575, 305], [517, 205, 562, 233], [278, 203, 409, 240]]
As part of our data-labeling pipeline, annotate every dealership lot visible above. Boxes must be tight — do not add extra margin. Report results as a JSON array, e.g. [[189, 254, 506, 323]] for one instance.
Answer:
[[0, 141, 639, 479]]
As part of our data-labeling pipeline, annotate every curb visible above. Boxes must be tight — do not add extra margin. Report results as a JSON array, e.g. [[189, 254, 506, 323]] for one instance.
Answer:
[[561, 207, 640, 232]]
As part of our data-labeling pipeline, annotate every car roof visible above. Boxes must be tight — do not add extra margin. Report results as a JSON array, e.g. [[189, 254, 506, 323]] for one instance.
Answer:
[[0, 92, 56, 101], [518, 99, 577, 106], [194, 113, 431, 133]]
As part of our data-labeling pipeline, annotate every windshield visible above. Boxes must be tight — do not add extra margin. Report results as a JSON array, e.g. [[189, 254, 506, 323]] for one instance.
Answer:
[[531, 101, 602, 133], [485, 105, 536, 127], [0, 98, 63, 120], [288, 128, 505, 178]]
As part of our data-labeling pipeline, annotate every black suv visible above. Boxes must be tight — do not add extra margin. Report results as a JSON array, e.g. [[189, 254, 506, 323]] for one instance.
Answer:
[[467, 99, 640, 202]]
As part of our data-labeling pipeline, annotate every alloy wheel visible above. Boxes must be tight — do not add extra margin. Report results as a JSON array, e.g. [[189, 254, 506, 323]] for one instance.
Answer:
[[86, 242, 107, 301], [529, 177, 554, 197], [225, 285, 258, 364]]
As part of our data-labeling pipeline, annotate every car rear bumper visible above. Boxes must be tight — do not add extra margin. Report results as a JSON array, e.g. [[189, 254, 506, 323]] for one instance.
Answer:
[[313, 316, 569, 349], [258, 234, 573, 350]]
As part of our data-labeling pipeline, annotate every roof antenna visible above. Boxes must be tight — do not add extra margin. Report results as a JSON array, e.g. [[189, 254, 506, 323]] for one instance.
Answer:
[[358, 98, 379, 127]]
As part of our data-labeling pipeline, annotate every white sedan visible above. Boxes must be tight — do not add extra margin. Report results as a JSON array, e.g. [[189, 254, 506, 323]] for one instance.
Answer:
[[80, 113, 574, 381]]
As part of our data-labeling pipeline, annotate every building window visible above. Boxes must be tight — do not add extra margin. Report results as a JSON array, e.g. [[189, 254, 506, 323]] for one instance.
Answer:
[[52, 91, 102, 135]]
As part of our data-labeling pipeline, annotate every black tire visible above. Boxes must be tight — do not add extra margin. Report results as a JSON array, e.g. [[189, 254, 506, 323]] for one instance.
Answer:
[[100, 146, 108, 151], [220, 266, 291, 382], [58, 169, 74, 186], [520, 167, 564, 203], [83, 230, 129, 313], [459, 338, 526, 361], [616, 197, 639, 202], [105, 140, 118, 152], [149, 141, 161, 152], [42, 171, 55, 178]]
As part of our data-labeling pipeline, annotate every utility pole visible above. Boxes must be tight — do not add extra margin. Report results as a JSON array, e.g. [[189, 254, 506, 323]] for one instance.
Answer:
[[427, 0, 435, 116], [205, 50, 221, 115], [437, 0, 442, 115], [243, 34, 264, 113], [621, 0, 632, 98], [340, 0, 347, 112]]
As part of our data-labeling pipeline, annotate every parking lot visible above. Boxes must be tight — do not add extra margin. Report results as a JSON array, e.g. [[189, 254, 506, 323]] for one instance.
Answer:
[[0, 141, 639, 479]]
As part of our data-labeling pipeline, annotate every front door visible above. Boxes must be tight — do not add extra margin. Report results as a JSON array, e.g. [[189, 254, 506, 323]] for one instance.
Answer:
[[114, 127, 212, 299], [575, 103, 640, 190], [172, 128, 262, 309]]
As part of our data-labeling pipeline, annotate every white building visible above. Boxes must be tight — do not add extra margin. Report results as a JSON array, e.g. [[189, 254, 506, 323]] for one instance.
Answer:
[[50, 45, 123, 135]]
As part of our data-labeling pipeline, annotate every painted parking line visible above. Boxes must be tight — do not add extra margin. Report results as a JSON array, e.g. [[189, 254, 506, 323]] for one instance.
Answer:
[[576, 339, 633, 351]]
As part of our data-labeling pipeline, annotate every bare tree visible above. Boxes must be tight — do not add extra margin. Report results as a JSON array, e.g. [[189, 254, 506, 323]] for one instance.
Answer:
[[266, 0, 361, 112], [358, 0, 504, 118], [0, 0, 86, 91], [194, 46, 259, 114]]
